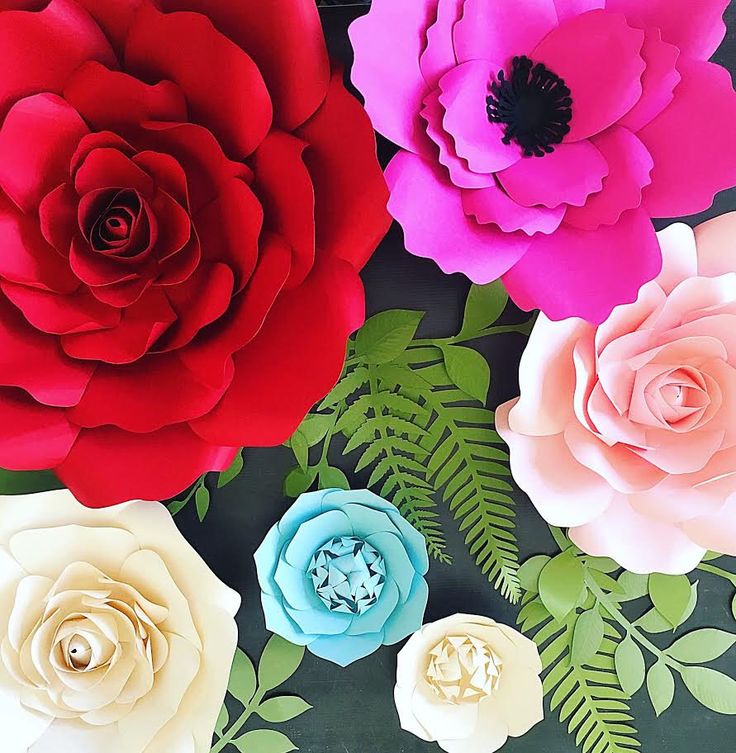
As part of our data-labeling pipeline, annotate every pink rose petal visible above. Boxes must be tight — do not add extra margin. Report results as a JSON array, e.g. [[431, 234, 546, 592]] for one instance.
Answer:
[[655, 223, 698, 295], [385, 151, 531, 283], [683, 494, 736, 556], [694, 212, 736, 279], [532, 10, 645, 142]]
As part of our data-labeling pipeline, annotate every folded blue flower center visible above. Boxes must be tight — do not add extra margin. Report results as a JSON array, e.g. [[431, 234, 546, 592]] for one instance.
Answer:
[[308, 536, 386, 615]]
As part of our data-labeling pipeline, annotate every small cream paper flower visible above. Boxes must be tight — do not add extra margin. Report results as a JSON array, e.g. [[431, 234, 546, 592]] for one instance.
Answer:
[[395, 614, 543, 753], [0, 490, 240, 753]]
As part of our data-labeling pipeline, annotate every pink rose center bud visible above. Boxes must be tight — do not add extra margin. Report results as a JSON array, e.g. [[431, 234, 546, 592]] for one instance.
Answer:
[[486, 55, 573, 158]]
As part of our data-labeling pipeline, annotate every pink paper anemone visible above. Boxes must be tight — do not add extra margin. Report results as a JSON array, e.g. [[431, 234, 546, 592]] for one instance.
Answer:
[[350, 0, 736, 323]]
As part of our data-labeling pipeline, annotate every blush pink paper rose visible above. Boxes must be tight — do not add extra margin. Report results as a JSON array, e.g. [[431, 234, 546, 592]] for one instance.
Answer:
[[497, 215, 736, 574], [350, 0, 736, 323]]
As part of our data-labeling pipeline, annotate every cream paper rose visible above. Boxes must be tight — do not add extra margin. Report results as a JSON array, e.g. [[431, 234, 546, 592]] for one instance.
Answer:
[[0, 489, 240, 753], [394, 614, 543, 753]]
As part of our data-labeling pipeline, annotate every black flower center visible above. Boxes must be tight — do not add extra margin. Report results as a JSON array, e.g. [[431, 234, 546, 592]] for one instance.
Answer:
[[486, 55, 573, 158]]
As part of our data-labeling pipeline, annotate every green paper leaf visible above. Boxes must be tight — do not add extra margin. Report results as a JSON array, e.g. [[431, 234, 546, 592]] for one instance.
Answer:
[[649, 573, 692, 628], [617, 571, 649, 601], [666, 629, 736, 663], [701, 551, 723, 562], [283, 467, 317, 498], [195, 485, 210, 522], [441, 345, 491, 403], [681, 666, 736, 714], [289, 431, 310, 471], [636, 581, 698, 633], [0, 468, 63, 495], [298, 413, 334, 446], [218, 450, 244, 488], [586, 557, 620, 574], [355, 310, 424, 364], [258, 635, 305, 691], [460, 281, 508, 336], [233, 730, 297, 753], [615, 635, 646, 697], [257, 695, 312, 723], [647, 660, 675, 717], [518, 555, 550, 594], [228, 649, 257, 706], [571, 609, 604, 666], [214, 704, 229, 737], [318, 465, 350, 490], [538, 550, 584, 622]]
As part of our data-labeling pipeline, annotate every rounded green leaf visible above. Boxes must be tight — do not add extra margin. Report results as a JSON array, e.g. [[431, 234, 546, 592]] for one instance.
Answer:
[[0, 468, 63, 495], [647, 660, 675, 717], [586, 557, 620, 574], [518, 555, 551, 594], [571, 609, 605, 666], [234, 730, 297, 753], [538, 550, 585, 622], [289, 430, 310, 471], [299, 413, 334, 446], [615, 635, 646, 697], [318, 466, 350, 491], [218, 450, 244, 488], [228, 649, 257, 706], [681, 666, 736, 714], [195, 485, 210, 522], [617, 572, 649, 601], [666, 629, 736, 663], [257, 695, 312, 723], [636, 582, 698, 633], [355, 310, 424, 364], [461, 281, 508, 335], [258, 635, 305, 691], [441, 345, 491, 404], [649, 573, 693, 628], [214, 704, 229, 736], [283, 467, 317, 498]]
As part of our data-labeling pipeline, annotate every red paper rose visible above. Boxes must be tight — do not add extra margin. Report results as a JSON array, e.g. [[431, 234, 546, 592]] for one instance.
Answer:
[[0, 0, 389, 505]]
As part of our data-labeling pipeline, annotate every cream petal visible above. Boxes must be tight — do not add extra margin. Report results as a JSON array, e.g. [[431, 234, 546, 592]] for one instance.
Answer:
[[486, 668, 543, 737], [0, 661, 51, 753], [694, 211, 736, 278], [437, 708, 509, 753], [410, 680, 479, 742], [655, 223, 698, 295], [7, 576, 52, 651]]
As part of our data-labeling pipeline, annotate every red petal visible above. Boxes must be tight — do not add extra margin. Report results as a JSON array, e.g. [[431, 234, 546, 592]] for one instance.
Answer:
[[75, 147, 154, 197], [64, 61, 187, 132], [125, 4, 272, 158], [55, 424, 237, 506], [160, 0, 329, 129], [0, 389, 78, 470], [68, 351, 234, 432], [0, 93, 88, 213], [71, 131, 137, 176], [71, 0, 144, 55], [190, 256, 364, 446], [134, 151, 189, 207], [39, 183, 79, 256], [296, 69, 390, 271], [69, 234, 142, 289]]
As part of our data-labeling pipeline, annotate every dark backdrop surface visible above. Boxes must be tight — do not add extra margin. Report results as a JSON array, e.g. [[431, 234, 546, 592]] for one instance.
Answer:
[[178, 5, 736, 752]]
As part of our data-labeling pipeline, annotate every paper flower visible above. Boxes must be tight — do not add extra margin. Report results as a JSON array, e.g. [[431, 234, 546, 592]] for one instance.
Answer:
[[395, 614, 543, 753], [0, 0, 389, 506], [0, 489, 239, 751], [350, 0, 736, 323], [254, 488, 429, 666], [497, 215, 736, 574]]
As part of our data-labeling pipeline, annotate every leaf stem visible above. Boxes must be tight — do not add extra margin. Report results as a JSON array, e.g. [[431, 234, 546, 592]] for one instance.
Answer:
[[210, 687, 266, 753], [316, 408, 340, 473], [696, 562, 736, 587]]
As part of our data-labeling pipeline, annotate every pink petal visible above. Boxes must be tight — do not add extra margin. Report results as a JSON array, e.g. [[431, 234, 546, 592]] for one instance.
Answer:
[[694, 212, 736, 278], [348, 0, 434, 154], [421, 90, 493, 189], [453, 0, 558, 67], [438, 60, 522, 175], [565, 127, 653, 230], [462, 182, 566, 235], [605, 0, 729, 61], [502, 208, 662, 323], [618, 28, 681, 133], [532, 10, 645, 141], [569, 495, 706, 574], [655, 222, 698, 294], [553, 0, 603, 23], [497, 400, 615, 527], [683, 495, 736, 556], [639, 59, 736, 218], [385, 151, 531, 283], [497, 141, 608, 209], [420, 0, 463, 89]]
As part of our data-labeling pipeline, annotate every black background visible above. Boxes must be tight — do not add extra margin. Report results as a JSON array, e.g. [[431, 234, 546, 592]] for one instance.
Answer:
[[182, 5, 736, 752]]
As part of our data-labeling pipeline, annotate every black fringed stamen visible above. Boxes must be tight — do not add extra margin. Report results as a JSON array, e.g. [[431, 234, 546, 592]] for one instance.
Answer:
[[486, 55, 573, 158]]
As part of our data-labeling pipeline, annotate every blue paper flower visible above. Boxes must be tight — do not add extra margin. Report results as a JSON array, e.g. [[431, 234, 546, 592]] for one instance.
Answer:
[[254, 488, 430, 666]]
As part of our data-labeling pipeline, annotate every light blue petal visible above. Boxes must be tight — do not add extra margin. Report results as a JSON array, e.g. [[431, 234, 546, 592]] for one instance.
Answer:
[[273, 559, 322, 611], [382, 575, 428, 645], [253, 526, 283, 595], [346, 578, 399, 636], [284, 603, 351, 636], [261, 592, 311, 646], [283, 509, 353, 569], [277, 490, 330, 540], [386, 509, 430, 575], [365, 531, 414, 598], [345, 503, 402, 538], [308, 632, 383, 667]]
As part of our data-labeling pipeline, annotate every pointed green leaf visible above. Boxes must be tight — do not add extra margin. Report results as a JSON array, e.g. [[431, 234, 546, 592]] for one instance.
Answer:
[[0, 468, 63, 494], [518, 555, 551, 594], [195, 485, 210, 522], [258, 635, 305, 691], [289, 430, 310, 471], [214, 704, 229, 736], [283, 467, 317, 498], [615, 635, 646, 697], [217, 450, 244, 488], [571, 609, 605, 666], [647, 660, 674, 717], [461, 281, 508, 336], [257, 695, 312, 723], [440, 345, 491, 404], [666, 629, 736, 663], [649, 573, 692, 628], [681, 666, 736, 714], [228, 649, 257, 706], [354, 310, 424, 364], [636, 581, 698, 632], [538, 550, 585, 622], [298, 413, 334, 446], [617, 572, 649, 601], [233, 730, 297, 753], [318, 466, 350, 490]]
